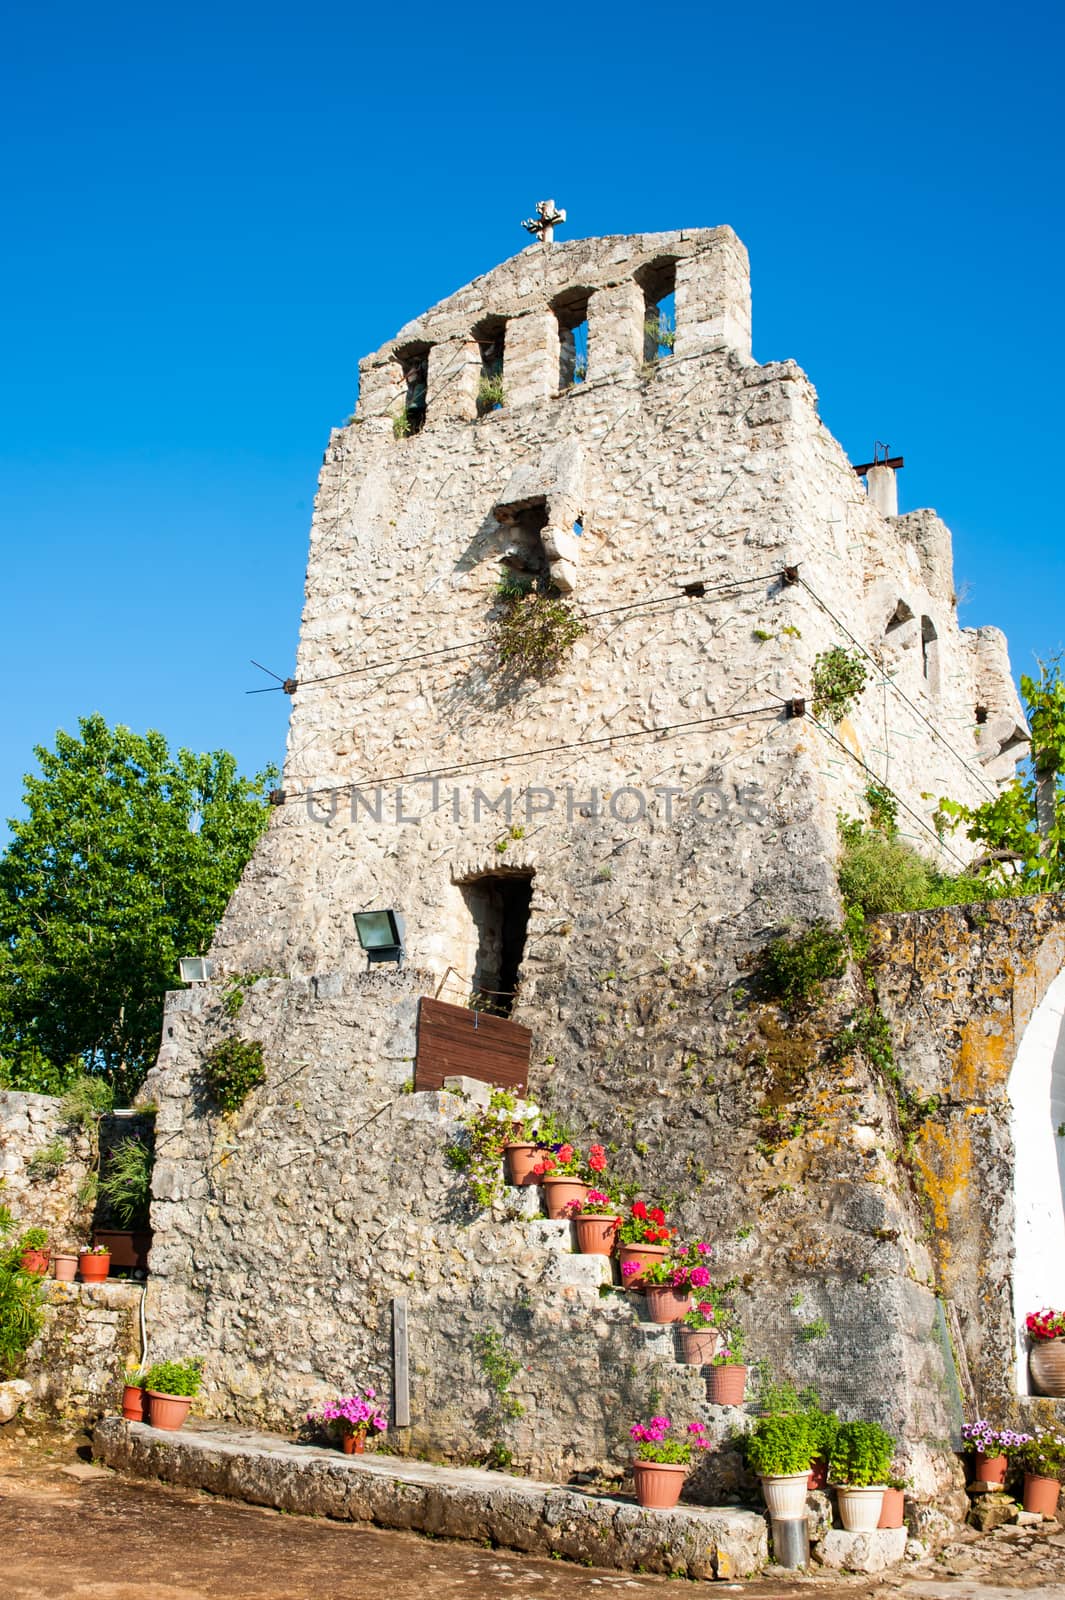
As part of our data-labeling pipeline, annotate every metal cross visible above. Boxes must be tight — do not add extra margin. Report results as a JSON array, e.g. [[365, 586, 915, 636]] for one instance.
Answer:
[[521, 199, 566, 244]]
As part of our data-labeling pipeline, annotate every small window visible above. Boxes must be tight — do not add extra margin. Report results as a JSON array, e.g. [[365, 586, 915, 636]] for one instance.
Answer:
[[921, 616, 940, 694], [553, 290, 590, 389], [394, 343, 429, 436], [460, 872, 533, 1017], [473, 317, 505, 416], [885, 599, 915, 634], [636, 259, 677, 364], [498, 499, 550, 583], [975, 705, 989, 726]]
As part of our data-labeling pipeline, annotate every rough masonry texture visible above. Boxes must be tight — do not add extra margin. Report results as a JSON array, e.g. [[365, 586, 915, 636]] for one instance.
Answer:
[[100, 228, 1060, 1518]]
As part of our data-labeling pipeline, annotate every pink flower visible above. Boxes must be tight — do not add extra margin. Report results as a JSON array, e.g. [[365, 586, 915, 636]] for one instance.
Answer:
[[696, 1242, 712, 1255], [690, 1266, 711, 1288], [621, 1260, 641, 1278]]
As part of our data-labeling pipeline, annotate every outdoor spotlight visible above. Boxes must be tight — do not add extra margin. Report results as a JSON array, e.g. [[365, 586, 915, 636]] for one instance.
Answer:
[[178, 956, 216, 984], [352, 909, 405, 961]]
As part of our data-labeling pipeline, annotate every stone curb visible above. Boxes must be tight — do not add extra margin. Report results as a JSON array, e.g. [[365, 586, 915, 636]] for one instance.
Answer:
[[93, 1417, 768, 1580]]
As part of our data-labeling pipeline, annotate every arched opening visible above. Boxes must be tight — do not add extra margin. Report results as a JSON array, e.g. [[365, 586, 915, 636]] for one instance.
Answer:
[[1008, 966, 1065, 1392], [458, 870, 533, 1017]]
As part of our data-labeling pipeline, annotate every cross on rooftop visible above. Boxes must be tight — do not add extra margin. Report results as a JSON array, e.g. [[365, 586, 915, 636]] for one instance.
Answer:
[[522, 199, 566, 244]]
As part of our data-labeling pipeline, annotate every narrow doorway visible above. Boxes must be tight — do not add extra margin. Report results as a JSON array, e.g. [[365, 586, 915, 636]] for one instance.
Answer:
[[459, 871, 533, 1016]]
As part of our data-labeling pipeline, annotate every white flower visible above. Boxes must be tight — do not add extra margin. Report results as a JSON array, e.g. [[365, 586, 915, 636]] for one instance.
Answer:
[[525, 1103, 540, 1119]]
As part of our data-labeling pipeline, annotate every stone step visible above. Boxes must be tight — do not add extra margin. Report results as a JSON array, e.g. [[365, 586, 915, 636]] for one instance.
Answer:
[[537, 1250, 613, 1290], [93, 1418, 770, 1580]]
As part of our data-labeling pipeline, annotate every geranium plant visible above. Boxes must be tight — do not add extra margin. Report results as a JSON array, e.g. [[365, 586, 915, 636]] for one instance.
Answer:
[[709, 1317, 745, 1368], [630, 1415, 710, 1464], [561, 1188, 619, 1217], [308, 1386, 388, 1445], [79, 1245, 110, 1255], [1026, 1308, 1065, 1342], [617, 1201, 674, 1248]]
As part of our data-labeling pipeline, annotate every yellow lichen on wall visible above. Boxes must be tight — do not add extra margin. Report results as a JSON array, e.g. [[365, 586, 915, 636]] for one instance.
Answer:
[[914, 1120, 975, 1284], [953, 1019, 1011, 1102]]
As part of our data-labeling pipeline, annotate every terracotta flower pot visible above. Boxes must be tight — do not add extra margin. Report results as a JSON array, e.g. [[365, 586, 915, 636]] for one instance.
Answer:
[[1023, 1472, 1061, 1517], [807, 1458, 829, 1490], [146, 1390, 192, 1431], [878, 1487, 905, 1529], [679, 1327, 722, 1366], [19, 1249, 50, 1275], [573, 1214, 620, 1255], [53, 1254, 78, 1282], [618, 1242, 669, 1287], [1029, 1336, 1065, 1398], [542, 1176, 589, 1219], [644, 1284, 692, 1324], [760, 1473, 810, 1519], [974, 1451, 1008, 1485], [122, 1384, 146, 1422], [707, 1363, 747, 1406], [632, 1459, 688, 1510], [78, 1252, 110, 1283], [835, 1484, 886, 1532], [341, 1433, 366, 1454], [504, 1144, 545, 1187]]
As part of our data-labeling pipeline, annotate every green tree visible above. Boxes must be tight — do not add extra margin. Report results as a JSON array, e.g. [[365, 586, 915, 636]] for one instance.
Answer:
[[0, 714, 276, 1100], [941, 658, 1065, 892]]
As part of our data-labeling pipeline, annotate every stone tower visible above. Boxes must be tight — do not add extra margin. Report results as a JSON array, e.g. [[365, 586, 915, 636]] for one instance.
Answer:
[[144, 226, 1031, 1497]]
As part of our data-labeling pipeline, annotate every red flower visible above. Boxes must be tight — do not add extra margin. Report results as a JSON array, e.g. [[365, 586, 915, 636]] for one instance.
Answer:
[[557, 1144, 574, 1163], [648, 1207, 666, 1226], [589, 1144, 606, 1173], [533, 1157, 555, 1177], [632, 1202, 648, 1221]]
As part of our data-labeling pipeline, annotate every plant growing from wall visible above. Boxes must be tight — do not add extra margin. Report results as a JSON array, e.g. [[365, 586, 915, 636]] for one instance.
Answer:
[[490, 579, 587, 680], [27, 1137, 68, 1179], [476, 1327, 524, 1419], [202, 1036, 266, 1113], [811, 646, 868, 723], [392, 408, 412, 439], [60, 1073, 115, 1211], [477, 372, 505, 414], [761, 922, 848, 1006]]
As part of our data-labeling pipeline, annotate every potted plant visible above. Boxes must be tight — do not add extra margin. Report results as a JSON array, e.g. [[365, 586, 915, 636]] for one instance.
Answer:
[[17, 1228, 50, 1276], [1014, 1432, 1065, 1517], [534, 1142, 591, 1218], [143, 1358, 203, 1430], [681, 1300, 724, 1366], [307, 1387, 388, 1454], [878, 1470, 909, 1529], [1026, 1309, 1065, 1398], [122, 1366, 148, 1421], [564, 1189, 621, 1254], [495, 1092, 546, 1186], [52, 1248, 79, 1282], [960, 1418, 1030, 1486], [747, 1413, 816, 1518], [617, 1202, 675, 1286], [805, 1405, 840, 1488], [78, 1244, 111, 1282], [828, 1419, 895, 1531], [707, 1319, 747, 1406], [629, 1415, 709, 1509]]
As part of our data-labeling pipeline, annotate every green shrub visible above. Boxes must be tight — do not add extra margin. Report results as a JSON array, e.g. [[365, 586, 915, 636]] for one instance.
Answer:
[[202, 1036, 265, 1113], [27, 1137, 68, 1179], [762, 922, 848, 1006], [477, 372, 505, 413], [98, 1136, 153, 1227], [0, 1206, 46, 1378], [14, 1226, 48, 1254], [745, 1413, 816, 1476], [828, 1419, 895, 1485], [838, 820, 1007, 915], [143, 1358, 203, 1397], [491, 586, 587, 679]]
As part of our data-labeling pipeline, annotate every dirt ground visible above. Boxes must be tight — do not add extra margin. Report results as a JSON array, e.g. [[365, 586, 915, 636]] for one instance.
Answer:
[[3, 1425, 1065, 1600]]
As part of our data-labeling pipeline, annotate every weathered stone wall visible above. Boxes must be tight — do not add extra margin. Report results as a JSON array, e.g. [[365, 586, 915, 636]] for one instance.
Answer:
[[22, 1280, 143, 1421], [870, 893, 1065, 1429], [0, 1090, 93, 1248]]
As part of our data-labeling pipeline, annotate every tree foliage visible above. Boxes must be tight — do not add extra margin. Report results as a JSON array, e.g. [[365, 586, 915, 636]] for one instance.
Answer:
[[940, 658, 1065, 892], [0, 714, 275, 1100]]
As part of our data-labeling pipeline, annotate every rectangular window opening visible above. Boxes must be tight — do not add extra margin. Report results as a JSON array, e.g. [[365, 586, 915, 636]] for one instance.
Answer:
[[395, 344, 429, 435], [474, 318, 506, 416], [638, 260, 677, 364], [460, 872, 533, 1017], [553, 291, 591, 389]]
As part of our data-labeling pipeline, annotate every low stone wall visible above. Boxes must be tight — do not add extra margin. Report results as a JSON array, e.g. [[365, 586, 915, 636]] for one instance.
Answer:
[[24, 1280, 144, 1421], [0, 1090, 93, 1247], [93, 1418, 770, 1580]]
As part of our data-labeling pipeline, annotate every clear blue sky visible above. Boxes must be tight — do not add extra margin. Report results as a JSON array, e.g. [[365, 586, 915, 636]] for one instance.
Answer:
[[2, 1, 1062, 828]]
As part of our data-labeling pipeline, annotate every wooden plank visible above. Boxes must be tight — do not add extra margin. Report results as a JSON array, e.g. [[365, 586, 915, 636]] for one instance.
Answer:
[[413, 996, 531, 1093], [392, 1297, 410, 1427]]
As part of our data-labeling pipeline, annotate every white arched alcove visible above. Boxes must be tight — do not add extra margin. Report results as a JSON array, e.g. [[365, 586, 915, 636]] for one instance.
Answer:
[[1009, 966, 1065, 1392]]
